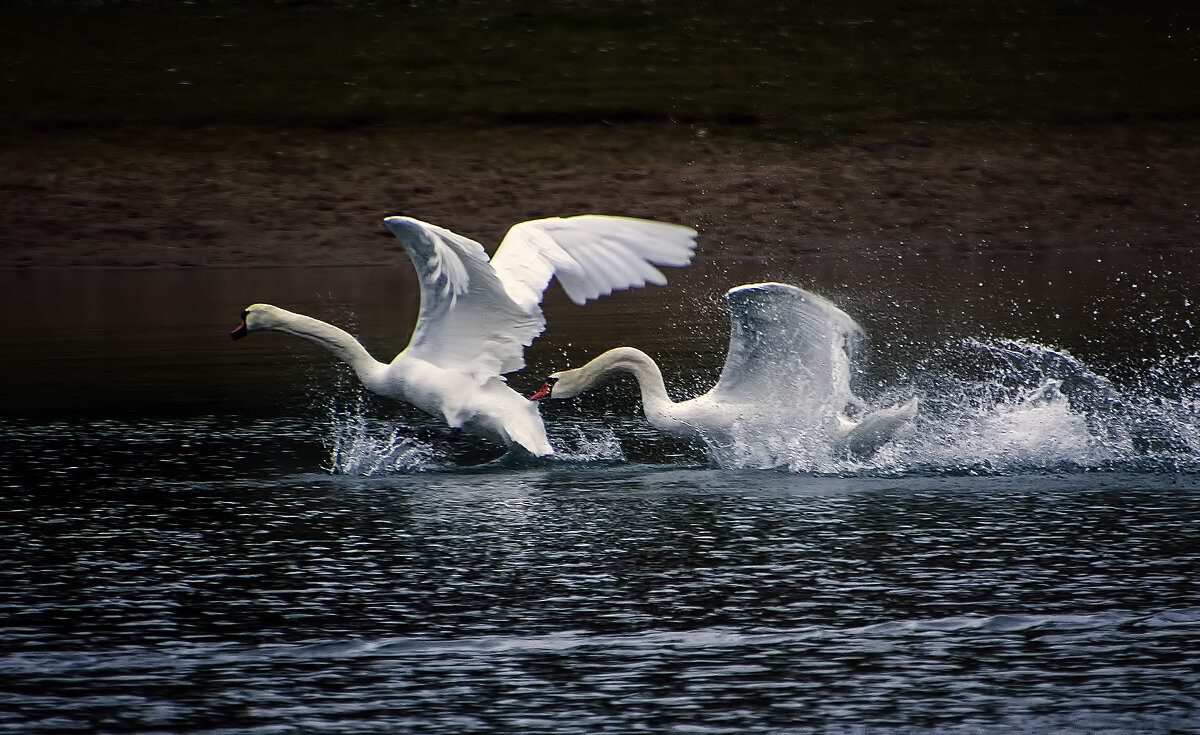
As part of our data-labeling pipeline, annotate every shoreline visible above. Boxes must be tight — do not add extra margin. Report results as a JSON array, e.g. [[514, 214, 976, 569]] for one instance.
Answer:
[[3, 125, 1197, 269]]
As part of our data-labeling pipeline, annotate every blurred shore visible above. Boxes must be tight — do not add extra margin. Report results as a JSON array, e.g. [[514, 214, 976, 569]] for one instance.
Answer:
[[2, 124, 1197, 268], [1, 1, 1197, 267]]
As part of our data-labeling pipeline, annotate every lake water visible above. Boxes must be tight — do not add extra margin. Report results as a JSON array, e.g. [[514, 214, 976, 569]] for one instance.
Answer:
[[2, 247, 1198, 733]]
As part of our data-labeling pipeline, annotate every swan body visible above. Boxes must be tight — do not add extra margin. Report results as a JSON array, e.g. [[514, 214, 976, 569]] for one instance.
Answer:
[[532, 282, 917, 458], [233, 214, 698, 457]]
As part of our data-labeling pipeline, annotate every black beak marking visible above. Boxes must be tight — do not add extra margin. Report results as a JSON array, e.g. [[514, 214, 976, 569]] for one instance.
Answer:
[[231, 310, 249, 340]]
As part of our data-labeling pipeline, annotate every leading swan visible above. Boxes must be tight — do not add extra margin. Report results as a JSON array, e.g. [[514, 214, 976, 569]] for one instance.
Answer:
[[232, 215, 697, 457], [530, 282, 918, 459]]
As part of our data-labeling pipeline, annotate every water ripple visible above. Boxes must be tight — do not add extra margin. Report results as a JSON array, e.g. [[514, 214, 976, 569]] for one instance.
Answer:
[[1, 608, 1197, 734]]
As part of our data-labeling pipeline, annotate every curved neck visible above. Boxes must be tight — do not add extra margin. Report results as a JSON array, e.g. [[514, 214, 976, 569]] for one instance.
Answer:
[[571, 347, 675, 417], [269, 311, 385, 387]]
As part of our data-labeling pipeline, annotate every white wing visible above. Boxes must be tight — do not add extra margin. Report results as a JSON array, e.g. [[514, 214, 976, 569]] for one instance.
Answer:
[[709, 283, 866, 414], [490, 215, 698, 310], [384, 216, 544, 383]]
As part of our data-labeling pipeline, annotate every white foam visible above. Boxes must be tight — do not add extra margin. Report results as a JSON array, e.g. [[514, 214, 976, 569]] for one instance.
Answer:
[[548, 423, 626, 463], [572, 339, 1200, 475]]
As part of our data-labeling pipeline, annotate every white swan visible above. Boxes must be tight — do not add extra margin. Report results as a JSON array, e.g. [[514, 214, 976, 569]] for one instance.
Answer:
[[530, 282, 918, 458], [232, 215, 698, 457]]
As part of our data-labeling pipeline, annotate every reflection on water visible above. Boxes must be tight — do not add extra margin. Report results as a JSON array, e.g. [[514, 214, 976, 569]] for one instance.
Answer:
[[1, 250, 1198, 732]]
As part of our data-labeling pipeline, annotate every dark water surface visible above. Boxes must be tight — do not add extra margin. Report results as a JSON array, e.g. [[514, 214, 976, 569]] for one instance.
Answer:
[[2, 252, 1199, 732]]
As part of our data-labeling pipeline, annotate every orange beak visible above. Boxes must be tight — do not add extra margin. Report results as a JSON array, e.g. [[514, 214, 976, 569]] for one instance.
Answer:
[[528, 381, 553, 401]]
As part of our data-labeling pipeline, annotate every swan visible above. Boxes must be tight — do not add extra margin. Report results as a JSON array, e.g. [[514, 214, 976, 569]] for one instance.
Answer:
[[231, 215, 698, 457], [529, 282, 918, 458]]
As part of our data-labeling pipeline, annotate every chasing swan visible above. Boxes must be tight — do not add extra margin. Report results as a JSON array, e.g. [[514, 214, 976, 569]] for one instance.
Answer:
[[231, 215, 697, 457], [530, 282, 918, 458]]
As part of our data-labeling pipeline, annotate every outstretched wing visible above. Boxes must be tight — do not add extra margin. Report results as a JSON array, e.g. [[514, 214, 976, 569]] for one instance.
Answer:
[[384, 216, 544, 383], [709, 283, 866, 413], [489, 215, 698, 310]]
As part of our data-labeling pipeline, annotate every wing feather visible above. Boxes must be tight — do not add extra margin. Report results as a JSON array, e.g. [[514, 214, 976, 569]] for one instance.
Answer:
[[384, 216, 544, 383], [569, 244, 626, 301], [709, 283, 866, 413], [597, 237, 669, 287], [491, 215, 697, 309]]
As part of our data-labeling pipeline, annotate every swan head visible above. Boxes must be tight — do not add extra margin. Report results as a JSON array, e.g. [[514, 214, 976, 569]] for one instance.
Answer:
[[529, 348, 656, 401], [527, 375, 559, 401], [230, 303, 287, 340], [528, 369, 588, 401]]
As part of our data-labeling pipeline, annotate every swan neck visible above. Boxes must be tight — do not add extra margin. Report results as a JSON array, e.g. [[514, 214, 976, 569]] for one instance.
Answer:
[[270, 312, 384, 383], [581, 347, 674, 412]]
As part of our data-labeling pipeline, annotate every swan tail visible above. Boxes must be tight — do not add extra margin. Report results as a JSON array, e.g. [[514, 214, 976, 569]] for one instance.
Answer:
[[502, 403, 555, 457], [839, 397, 918, 457], [510, 429, 554, 457]]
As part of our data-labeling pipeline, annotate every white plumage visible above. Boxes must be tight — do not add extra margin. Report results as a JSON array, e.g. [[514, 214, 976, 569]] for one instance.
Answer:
[[532, 282, 917, 458], [233, 214, 698, 458]]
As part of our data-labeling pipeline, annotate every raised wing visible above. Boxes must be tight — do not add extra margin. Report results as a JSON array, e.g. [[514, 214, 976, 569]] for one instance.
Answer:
[[709, 283, 866, 413], [384, 216, 544, 383], [489, 215, 697, 310]]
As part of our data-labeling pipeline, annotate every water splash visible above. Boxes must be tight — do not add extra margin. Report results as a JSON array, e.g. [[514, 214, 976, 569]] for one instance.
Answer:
[[310, 334, 1199, 475], [319, 391, 631, 474], [326, 412, 439, 476], [548, 422, 626, 463], [898, 339, 1200, 474], [574, 339, 1200, 475], [316, 387, 440, 475]]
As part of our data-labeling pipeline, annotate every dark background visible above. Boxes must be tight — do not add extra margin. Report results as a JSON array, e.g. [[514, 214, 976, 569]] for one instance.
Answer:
[[2, 0, 1198, 268]]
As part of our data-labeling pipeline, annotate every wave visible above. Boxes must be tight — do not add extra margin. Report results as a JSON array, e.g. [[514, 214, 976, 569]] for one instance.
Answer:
[[6, 605, 1196, 676]]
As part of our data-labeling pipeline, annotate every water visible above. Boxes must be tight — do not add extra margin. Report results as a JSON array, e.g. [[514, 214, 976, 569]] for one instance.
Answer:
[[2, 251, 1199, 733]]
